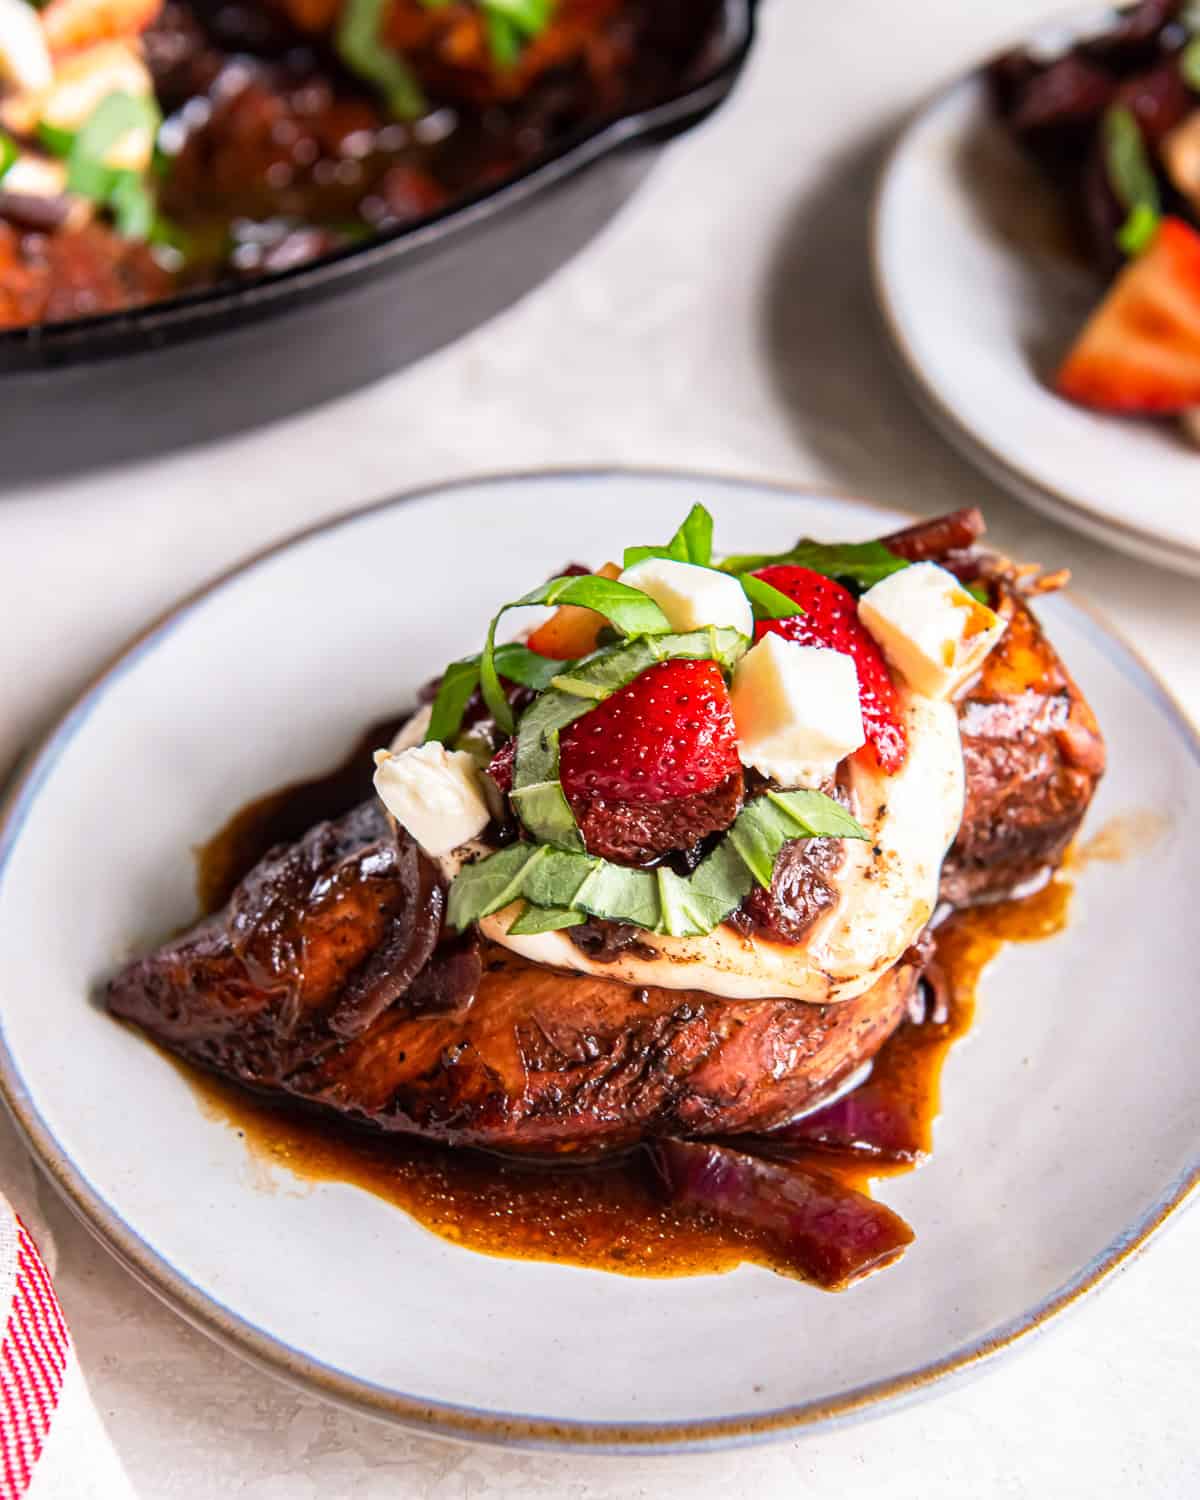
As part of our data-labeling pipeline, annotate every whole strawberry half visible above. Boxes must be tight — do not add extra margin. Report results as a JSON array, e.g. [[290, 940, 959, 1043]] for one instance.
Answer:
[[489, 659, 744, 864], [559, 659, 740, 804], [752, 565, 907, 773]]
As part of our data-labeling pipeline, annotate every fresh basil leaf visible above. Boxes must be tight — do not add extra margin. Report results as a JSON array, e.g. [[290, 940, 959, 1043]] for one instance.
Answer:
[[522, 847, 601, 909], [624, 503, 715, 570], [578, 861, 663, 930], [484, 10, 521, 64], [654, 868, 705, 938], [36, 120, 74, 159], [739, 573, 803, 621], [727, 803, 783, 889], [764, 788, 868, 840], [425, 658, 485, 746], [509, 778, 584, 853], [1103, 105, 1161, 257], [483, 0, 553, 33], [446, 842, 543, 929], [0, 131, 17, 183], [108, 172, 155, 239], [494, 644, 565, 690], [480, 575, 672, 734], [339, 0, 428, 120], [546, 672, 609, 700], [1116, 199, 1159, 257], [1184, 36, 1200, 91], [683, 837, 753, 929], [65, 92, 160, 202], [424, 644, 564, 746], [719, 539, 910, 592], [542, 575, 673, 636], [507, 903, 586, 936], [447, 788, 866, 936]]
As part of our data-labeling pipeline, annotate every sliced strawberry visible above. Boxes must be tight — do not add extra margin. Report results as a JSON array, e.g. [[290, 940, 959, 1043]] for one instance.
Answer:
[[559, 658, 741, 805], [1055, 216, 1200, 413], [752, 565, 907, 773]]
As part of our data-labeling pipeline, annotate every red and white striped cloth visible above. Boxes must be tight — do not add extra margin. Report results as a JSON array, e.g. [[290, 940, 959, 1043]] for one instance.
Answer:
[[0, 1200, 131, 1499]]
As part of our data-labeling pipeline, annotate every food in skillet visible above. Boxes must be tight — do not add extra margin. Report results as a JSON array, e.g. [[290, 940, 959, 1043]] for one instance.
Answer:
[[0, 0, 719, 327], [989, 0, 1200, 433], [108, 503, 1105, 1289]]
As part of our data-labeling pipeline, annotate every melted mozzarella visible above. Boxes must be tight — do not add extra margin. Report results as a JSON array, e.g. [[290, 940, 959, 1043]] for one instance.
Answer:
[[483, 690, 964, 1004]]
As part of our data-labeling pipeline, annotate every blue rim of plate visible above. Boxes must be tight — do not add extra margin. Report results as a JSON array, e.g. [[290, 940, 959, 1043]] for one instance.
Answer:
[[869, 6, 1200, 578], [0, 468, 1196, 1454]]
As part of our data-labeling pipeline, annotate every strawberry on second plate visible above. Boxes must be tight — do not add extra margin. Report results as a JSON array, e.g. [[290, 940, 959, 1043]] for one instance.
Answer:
[[1055, 215, 1200, 413], [752, 565, 907, 773]]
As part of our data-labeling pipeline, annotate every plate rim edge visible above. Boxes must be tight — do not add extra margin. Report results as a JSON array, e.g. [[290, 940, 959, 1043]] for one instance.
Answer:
[[0, 464, 1197, 1454]]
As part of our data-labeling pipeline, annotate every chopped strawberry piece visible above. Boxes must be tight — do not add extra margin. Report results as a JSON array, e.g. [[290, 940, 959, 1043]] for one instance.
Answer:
[[559, 659, 741, 805], [486, 737, 514, 793], [526, 562, 621, 661], [752, 565, 907, 773], [1055, 216, 1200, 413]]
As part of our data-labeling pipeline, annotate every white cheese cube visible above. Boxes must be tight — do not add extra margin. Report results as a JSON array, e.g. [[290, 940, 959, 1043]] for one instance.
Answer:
[[373, 743, 491, 857], [0, 153, 65, 199], [730, 636, 865, 788], [619, 558, 753, 638], [858, 563, 1006, 701], [0, 0, 53, 96]]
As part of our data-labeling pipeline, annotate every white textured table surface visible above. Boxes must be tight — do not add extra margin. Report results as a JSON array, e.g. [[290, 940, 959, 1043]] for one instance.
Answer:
[[2, 1, 1198, 1495]]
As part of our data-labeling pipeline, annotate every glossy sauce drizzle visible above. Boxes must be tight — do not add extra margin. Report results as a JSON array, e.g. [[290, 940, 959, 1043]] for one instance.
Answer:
[[181, 729, 1073, 1283]]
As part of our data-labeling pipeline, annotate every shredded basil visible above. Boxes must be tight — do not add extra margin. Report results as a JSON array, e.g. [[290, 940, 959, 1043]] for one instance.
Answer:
[[425, 644, 565, 746], [479, 575, 672, 735], [448, 789, 868, 939], [108, 172, 156, 239], [718, 539, 911, 593], [1183, 37, 1200, 92], [507, 903, 586, 935], [417, 0, 553, 67], [36, 120, 75, 159], [624, 502, 715, 570], [739, 572, 802, 621], [65, 92, 159, 201], [0, 132, 16, 184], [1103, 105, 1161, 257], [339, 0, 428, 121]]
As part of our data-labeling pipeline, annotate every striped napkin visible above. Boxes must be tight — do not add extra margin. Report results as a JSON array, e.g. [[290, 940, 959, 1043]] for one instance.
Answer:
[[0, 1201, 131, 1499]]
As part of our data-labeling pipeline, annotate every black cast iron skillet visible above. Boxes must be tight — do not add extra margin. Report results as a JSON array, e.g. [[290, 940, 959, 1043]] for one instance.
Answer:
[[1, 0, 758, 481]]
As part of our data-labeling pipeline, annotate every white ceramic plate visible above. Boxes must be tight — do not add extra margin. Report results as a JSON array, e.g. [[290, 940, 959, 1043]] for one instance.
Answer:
[[0, 471, 1196, 1452], [873, 9, 1200, 577]]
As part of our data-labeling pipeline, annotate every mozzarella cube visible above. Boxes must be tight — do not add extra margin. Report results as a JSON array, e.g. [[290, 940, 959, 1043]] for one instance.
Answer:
[[858, 563, 1006, 701], [373, 743, 491, 857], [0, 0, 53, 96], [619, 558, 753, 638], [730, 636, 865, 788]]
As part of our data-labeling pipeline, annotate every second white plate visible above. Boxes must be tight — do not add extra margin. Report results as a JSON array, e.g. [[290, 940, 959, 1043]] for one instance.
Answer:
[[873, 13, 1200, 576]]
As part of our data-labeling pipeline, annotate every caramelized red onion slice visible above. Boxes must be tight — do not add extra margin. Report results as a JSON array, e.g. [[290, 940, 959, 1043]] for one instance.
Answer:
[[652, 1140, 913, 1289], [762, 1080, 926, 1165], [882, 508, 985, 563]]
